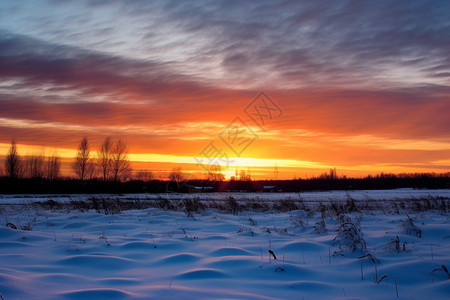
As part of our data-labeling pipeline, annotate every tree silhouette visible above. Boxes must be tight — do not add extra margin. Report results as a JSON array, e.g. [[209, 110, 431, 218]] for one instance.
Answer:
[[86, 160, 97, 180], [206, 164, 225, 181], [135, 170, 153, 182], [111, 139, 131, 182], [5, 139, 22, 179], [24, 148, 46, 179], [46, 150, 61, 181], [169, 167, 184, 182], [72, 137, 91, 181], [239, 168, 252, 181], [98, 136, 113, 181]]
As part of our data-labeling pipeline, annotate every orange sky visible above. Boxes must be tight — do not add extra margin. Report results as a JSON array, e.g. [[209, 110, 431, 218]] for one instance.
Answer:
[[0, 1, 449, 179], [1, 87, 448, 179]]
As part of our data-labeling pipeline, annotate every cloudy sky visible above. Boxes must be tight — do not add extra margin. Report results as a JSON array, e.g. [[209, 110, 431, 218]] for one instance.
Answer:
[[1, 0, 449, 178]]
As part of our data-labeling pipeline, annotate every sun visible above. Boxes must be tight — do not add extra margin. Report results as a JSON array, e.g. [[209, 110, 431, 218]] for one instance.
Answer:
[[222, 170, 235, 180]]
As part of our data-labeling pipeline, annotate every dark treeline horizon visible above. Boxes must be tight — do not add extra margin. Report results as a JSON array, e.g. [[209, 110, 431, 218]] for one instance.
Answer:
[[1, 139, 450, 190], [0, 172, 449, 194]]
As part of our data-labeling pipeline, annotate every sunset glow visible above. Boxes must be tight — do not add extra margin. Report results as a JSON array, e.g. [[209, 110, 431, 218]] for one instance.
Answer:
[[1, 1, 449, 179]]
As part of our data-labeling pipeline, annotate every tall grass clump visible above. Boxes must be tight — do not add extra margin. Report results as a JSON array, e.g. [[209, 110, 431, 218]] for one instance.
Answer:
[[332, 214, 366, 255], [401, 215, 422, 238]]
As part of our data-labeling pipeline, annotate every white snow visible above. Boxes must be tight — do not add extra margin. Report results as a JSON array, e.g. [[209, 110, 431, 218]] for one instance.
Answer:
[[0, 190, 449, 299], [1, 188, 449, 204]]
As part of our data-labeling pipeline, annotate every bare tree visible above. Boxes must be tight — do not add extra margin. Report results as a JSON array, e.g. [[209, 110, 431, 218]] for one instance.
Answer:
[[72, 137, 91, 181], [46, 150, 61, 181], [86, 161, 97, 180], [111, 139, 131, 182], [135, 170, 153, 182], [5, 139, 22, 179], [330, 168, 337, 180], [206, 164, 225, 181], [239, 168, 252, 181], [98, 136, 113, 181], [169, 167, 184, 182], [24, 148, 46, 179], [318, 168, 338, 180]]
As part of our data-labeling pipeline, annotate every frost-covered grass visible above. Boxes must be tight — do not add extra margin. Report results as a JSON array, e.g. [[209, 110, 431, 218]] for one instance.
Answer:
[[0, 190, 449, 299]]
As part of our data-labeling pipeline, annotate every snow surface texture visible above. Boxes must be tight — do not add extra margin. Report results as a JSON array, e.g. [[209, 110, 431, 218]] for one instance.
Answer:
[[1, 188, 450, 204], [0, 190, 449, 299]]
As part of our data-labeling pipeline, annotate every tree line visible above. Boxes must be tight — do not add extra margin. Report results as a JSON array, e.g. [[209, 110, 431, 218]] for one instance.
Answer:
[[3, 138, 449, 187], [3, 140, 61, 181], [72, 136, 131, 182], [2, 137, 133, 182], [1, 137, 225, 183]]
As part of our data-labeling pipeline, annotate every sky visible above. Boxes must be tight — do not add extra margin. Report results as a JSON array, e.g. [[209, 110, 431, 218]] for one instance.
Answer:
[[0, 0, 449, 179]]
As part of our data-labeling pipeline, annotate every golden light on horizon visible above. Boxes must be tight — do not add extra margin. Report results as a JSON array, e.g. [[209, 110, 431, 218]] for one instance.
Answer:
[[1, 139, 450, 180], [222, 170, 235, 180]]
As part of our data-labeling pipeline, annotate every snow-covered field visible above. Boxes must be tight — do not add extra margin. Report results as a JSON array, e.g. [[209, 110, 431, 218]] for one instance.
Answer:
[[1, 188, 450, 204], [0, 190, 449, 299]]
